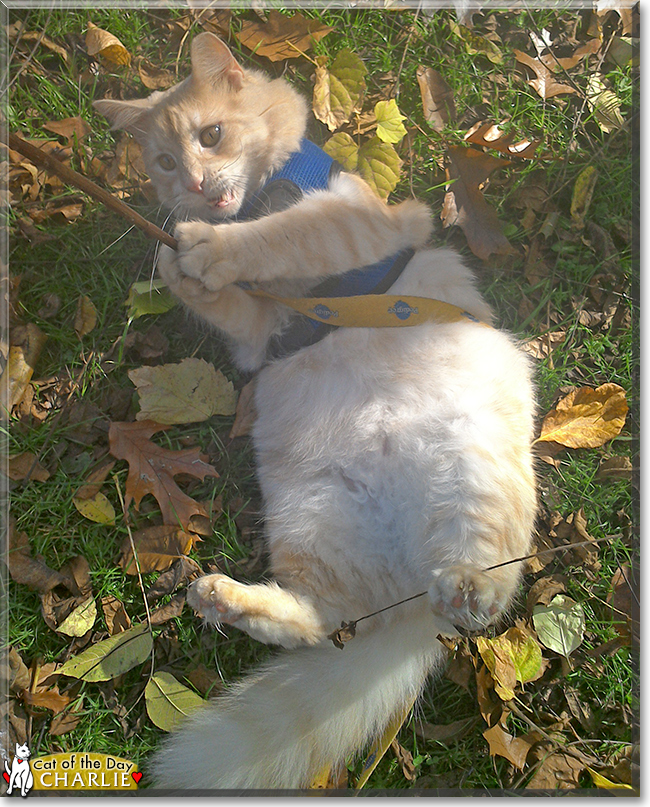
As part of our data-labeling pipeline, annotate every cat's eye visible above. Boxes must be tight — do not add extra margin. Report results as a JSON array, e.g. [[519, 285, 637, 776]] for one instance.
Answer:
[[157, 154, 176, 171], [199, 124, 222, 148]]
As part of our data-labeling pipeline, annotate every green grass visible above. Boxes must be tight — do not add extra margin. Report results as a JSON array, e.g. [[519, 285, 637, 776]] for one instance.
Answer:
[[5, 5, 637, 793]]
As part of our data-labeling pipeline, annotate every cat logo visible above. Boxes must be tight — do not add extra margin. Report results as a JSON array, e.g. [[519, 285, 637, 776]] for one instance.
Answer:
[[388, 301, 419, 321], [3, 742, 34, 797], [309, 304, 338, 321]]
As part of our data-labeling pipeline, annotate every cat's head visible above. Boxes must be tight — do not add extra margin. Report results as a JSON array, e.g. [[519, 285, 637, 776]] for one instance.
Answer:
[[14, 743, 29, 759], [94, 33, 307, 221]]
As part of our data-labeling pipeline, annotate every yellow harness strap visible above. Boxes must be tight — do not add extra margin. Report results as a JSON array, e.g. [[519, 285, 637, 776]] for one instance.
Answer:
[[309, 696, 416, 790], [247, 288, 490, 329]]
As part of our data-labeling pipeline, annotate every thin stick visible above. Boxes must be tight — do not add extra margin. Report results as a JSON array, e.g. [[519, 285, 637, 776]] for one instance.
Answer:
[[3, 132, 178, 250], [329, 535, 616, 640]]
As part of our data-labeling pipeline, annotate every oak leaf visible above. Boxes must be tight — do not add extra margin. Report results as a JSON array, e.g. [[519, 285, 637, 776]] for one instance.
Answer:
[[464, 122, 540, 160], [537, 383, 628, 449], [236, 10, 331, 62], [108, 420, 219, 531], [514, 50, 576, 99], [441, 146, 514, 260], [483, 722, 535, 770]]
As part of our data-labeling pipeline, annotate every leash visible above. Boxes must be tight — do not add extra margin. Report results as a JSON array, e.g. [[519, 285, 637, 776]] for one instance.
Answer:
[[310, 695, 417, 789]]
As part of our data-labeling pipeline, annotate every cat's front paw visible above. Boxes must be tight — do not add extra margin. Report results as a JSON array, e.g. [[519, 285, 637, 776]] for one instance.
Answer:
[[174, 221, 237, 291], [157, 244, 220, 303], [428, 565, 506, 631]]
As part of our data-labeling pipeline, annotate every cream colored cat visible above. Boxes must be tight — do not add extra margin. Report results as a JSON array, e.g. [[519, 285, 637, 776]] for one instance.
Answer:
[[95, 33, 536, 790]]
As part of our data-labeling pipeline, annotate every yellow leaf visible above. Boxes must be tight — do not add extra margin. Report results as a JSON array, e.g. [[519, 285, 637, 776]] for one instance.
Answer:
[[73, 491, 116, 525], [74, 294, 97, 338], [587, 767, 636, 792], [586, 74, 624, 134], [374, 99, 407, 145], [129, 357, 237, 425], [56, 596, 97, 637], [312, 50, 367, 132], [357, 137, 402, 199], [322, 132, 359, 171], [145, 672, 206, 732], [537, 383, 628, 449], [476, 635, 517, 700], [58, 624, 152, 681], [570, 166, 598, 229], [86, 21, 131, 67]]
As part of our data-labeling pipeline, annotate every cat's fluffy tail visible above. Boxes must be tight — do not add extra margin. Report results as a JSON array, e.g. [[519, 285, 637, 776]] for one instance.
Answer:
[[150, 610, 442, 790]]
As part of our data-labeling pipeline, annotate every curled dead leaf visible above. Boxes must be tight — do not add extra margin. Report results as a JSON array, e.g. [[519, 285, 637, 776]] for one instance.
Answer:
[[86, 21, 131, 67], [416, 66, 456, 131], [328, 620, 357, 649]]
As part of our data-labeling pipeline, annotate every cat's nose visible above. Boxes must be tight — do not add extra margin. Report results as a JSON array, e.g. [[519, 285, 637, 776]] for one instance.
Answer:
[[185, 176, 205, 194]]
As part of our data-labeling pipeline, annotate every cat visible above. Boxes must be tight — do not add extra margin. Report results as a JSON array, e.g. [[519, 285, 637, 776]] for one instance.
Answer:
[[4, 742, 34, 797], [95, 32, 537, 790]]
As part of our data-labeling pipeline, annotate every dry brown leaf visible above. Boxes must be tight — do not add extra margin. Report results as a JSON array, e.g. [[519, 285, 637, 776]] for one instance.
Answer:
[[74, 294, 98, 339], [7, 525, 69, 594], [86, 21, 131, 67], [597, 455, 632, 481], [8, 451, 50, 482], [475, 663, 502, 728], [43, 117, 91, 144], [22, 687, 70, 715], [483, 721, 535, 770], [514, 50, 577, 99], [0, 322, 47, 416], [136, 57, 175, 90], [416, 66, 456, 131], [464, 122, 540, 159], [146, 555, 203, 603], [149, 592, 186, 625], [101, 595, 131, 635], [391, 739, 417, 782], [236, 10, 332, 62], [521, 332, 566, 362], [119, 525, 195, 575], [49, 697, 84, 736], [415, 716, 478, 745], [441, 146, 514, 260], [526, 747, 585, 789], [229, 377, 258, 439], [523, 531, 558, 574], [539, 39, 601, 72], [185, 663, 222, 697], [15, 30, 69, 62], [74, 459, 116, 500], [108, 420, 219, 531], [537, 383, 628, 448]]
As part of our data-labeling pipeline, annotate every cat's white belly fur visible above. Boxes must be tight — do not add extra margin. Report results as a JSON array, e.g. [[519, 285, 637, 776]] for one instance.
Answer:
[[253, 250, 535, 623]]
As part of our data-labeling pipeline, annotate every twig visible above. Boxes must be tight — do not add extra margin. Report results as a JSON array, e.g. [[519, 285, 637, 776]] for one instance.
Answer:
[[2, 132, 178, 250], [327, 536, 614, 647]]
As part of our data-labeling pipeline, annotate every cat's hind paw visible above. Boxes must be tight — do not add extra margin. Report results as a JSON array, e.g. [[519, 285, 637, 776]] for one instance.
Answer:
[[186, 573, 247, 626], [428, 565, 506, 632]]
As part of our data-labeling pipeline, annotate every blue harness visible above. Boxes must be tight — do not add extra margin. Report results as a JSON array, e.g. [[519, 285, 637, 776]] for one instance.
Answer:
[[237, 138, 414, 359]]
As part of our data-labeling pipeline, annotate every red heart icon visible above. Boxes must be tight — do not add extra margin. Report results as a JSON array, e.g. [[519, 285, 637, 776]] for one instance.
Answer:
[[3, 772, 10, 784], [132, 772, 143, 784]]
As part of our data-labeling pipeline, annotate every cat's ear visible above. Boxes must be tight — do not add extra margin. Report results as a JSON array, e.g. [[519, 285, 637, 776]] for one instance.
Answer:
[[190, 33, 244, 91], [93, 97, 158, 141]]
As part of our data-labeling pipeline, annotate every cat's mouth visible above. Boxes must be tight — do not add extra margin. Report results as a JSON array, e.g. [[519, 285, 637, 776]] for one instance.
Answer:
[[207, 188, 237, 210]]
